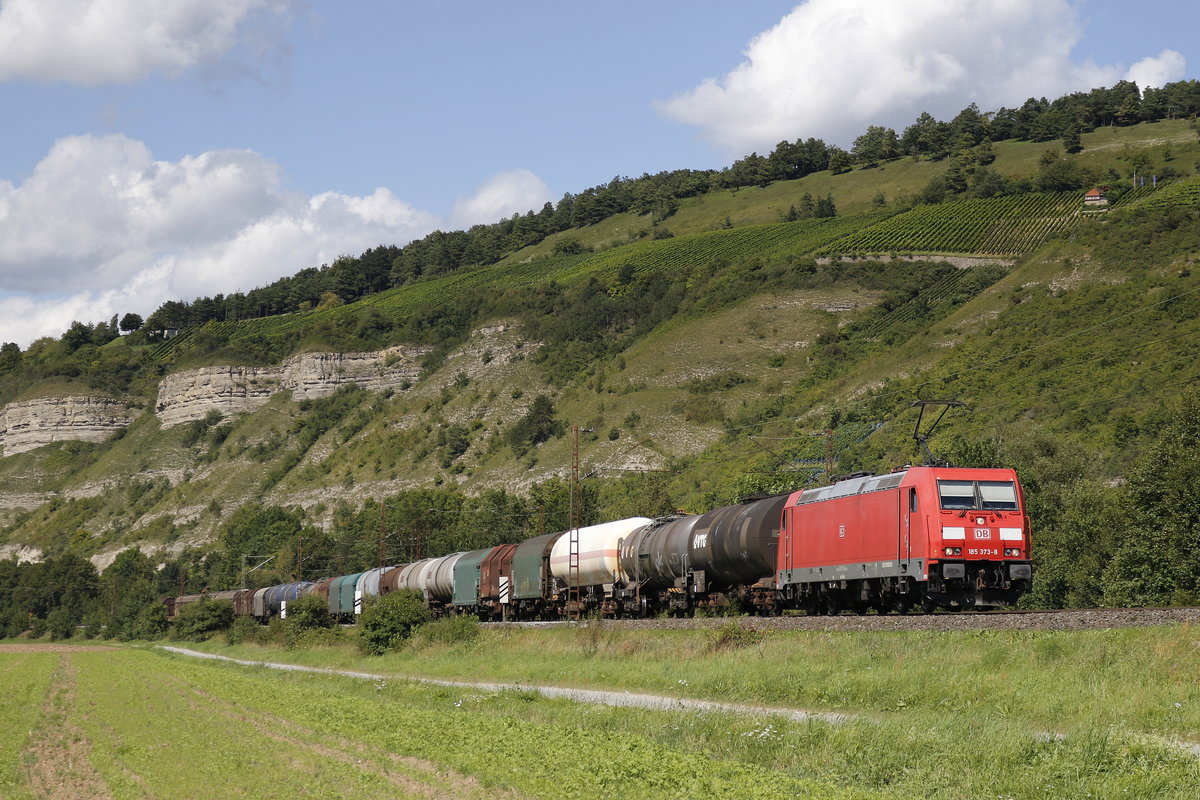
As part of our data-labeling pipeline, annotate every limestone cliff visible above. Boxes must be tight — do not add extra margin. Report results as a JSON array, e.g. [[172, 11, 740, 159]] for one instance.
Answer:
[[154, 345, 431, 427], [0, 396, 136, 456]]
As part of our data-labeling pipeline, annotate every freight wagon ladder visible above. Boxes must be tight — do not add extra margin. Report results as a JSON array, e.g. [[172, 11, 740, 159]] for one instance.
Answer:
[[568, 425, 582, 620]]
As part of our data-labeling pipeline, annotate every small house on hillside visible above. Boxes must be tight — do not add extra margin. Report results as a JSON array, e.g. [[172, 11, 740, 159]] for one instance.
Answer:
[[1083, 187, 1108, 206]]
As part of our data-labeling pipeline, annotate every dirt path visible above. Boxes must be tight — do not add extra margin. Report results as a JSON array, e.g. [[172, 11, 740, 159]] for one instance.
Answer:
[[20, 653, 112, 800], [0, 644, 114, 654]]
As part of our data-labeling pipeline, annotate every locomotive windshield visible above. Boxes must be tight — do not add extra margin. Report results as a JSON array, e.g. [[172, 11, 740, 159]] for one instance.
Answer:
[[937, 480, 1019, 511]]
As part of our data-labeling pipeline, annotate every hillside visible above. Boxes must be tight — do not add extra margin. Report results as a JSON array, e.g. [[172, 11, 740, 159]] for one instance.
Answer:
[[0, 117, 1198, 611]]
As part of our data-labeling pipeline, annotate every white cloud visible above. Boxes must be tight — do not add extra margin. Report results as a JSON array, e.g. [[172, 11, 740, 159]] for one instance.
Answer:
[[450, 169, 552, 229], [0, 134, 546, 347], [0, 0, 292, 84], [658, 0, 1182, 155], [1125, 49, 1186, 90]]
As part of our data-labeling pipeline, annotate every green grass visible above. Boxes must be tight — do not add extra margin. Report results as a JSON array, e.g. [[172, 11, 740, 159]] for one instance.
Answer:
[[4, 646, 868, 799], [0, 652, 56, 797], [168, 621, 1200, 798], [193, 623, 1200, 740]]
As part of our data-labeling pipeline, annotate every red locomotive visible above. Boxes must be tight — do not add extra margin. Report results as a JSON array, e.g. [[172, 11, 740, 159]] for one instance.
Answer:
[[777, 466, 1032, 613]]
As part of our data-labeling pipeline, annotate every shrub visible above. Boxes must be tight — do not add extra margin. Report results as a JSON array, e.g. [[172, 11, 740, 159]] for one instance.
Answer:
[[3, 609, 28, 639], [125, 602, 169, 641], [170, 598, 233, 641], [28, 617, 48, 640], [282, 594, 334, 649], [80, 613, 103, 640], [226, 615, 261, 645], [358, 590, 431, 655], [46, 607, 75, 641]]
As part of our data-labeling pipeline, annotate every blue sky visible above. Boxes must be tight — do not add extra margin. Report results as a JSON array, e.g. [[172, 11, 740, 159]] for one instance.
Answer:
[[0, 0, 1196, 346]]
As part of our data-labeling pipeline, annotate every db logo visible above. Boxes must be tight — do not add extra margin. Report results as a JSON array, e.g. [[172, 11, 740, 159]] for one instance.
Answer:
[[973, 528, 991, 539]]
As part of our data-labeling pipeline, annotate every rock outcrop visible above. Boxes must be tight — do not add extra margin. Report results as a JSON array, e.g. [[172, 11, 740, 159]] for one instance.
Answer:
[[0, 396, 136, 456], [0, 343, 440, 454], [155, 345, 431, 427]]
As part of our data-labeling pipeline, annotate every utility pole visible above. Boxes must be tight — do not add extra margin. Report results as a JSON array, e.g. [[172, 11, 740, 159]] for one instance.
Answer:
[[377, 498, 387, 567], [825, 428, 836, 482]]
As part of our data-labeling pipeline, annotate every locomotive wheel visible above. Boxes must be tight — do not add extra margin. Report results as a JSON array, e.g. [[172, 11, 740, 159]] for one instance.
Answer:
[[920, 596, 937, 615]]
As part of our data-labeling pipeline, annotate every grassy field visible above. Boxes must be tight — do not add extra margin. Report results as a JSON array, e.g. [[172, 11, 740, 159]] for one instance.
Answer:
[[128, 622, 1200, 799]]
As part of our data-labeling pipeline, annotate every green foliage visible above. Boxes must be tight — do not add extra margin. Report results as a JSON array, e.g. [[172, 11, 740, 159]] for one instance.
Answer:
[[46, 606, 75, 640], [705, 621, 767, 651], [124, 601, 169, 641], [1104, 390, 1200, 606], [281, 594, 335, 649], [506, 394, 564, 456], [357, 590, 432, 655], [414, 614, 481, 647], [684, 370, 750, 394], [225, 615, 261, 645], [822, 191, 1081, 256], [170, 598, 233, 641]]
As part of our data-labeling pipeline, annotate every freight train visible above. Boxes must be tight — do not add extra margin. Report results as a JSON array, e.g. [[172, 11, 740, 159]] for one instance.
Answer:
[[167, 465, 1031, 622]]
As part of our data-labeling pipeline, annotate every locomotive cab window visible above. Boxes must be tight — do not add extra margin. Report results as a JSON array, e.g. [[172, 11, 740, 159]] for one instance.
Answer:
[[937, 480, 1019, 511], [937, 480, 976, 509], [979, 481, 1019, 511]]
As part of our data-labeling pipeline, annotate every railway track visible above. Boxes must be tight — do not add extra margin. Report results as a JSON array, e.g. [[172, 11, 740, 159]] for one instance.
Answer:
[[487, 606, 1200, 633]]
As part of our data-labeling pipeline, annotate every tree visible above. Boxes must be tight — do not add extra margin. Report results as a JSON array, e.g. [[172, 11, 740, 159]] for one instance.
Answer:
[[507, 395, 564, 455], [119, 313, 143, 333], [1105, 391, 1200, 605], [901, 111, 951, 158], [851, 126, 900, 165], [827, 148, 853, 175], [61, 320, 93, 352], [1063, 127, 1083, 155], [0, 342, 20, 375]]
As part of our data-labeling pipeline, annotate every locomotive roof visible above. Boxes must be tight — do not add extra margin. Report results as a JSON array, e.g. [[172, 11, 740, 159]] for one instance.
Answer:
[[794, 465, 1020, 506], [794, 470, 908, 505]]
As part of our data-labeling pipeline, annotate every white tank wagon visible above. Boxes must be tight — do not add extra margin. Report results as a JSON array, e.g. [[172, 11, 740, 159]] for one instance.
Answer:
[[549, 517, 654, 587]]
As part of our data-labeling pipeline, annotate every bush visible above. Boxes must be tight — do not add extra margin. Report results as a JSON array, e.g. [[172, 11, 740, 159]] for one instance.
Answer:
[[226, 615, 261, 645], [28, 617, 48, 640], [282, 594, 334, 649], [81, 612, 104, 640], [358, 590, 431, 655], [414, 614, 481, 647], [170, 598, 233, 641], [46, 607, 75, 641], [125, 602, 169, 641]]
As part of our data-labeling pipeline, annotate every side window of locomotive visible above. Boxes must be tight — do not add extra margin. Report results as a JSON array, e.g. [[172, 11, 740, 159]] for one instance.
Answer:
[[937, 480, 976, 510], [909, 488, 918, 513], [979, 481, 1019, 511]]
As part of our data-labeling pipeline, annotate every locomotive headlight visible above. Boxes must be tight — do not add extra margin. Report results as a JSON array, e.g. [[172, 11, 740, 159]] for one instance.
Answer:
[[1004, 548, 1021, 557], [944, 547, 962, 556]]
